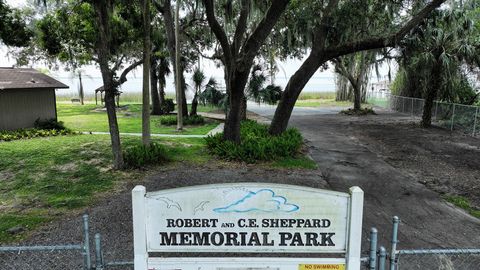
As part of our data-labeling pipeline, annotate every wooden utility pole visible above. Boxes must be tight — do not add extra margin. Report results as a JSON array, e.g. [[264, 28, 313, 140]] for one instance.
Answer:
[[175, 0, 183, 130]]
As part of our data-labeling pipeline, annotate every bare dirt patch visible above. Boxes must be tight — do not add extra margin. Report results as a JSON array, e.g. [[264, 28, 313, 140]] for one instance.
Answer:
[[290, 112, 480, 249], [0, 170, 15, 181], [53, 162, 78, 173], [348, 115, 480, 209]]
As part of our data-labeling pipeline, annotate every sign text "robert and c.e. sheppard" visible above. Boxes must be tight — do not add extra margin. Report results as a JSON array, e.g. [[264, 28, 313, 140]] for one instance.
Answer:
[[166, 218, 332, 228]]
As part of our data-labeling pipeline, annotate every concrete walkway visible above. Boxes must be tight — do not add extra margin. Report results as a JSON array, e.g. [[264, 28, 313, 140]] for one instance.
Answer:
[[82, 131, 207, 138], [81, 122, 225, 138]]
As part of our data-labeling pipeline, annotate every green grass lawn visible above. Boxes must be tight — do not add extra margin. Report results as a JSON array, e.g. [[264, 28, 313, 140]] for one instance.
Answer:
[[292, 92, 353, 108], [0, 134, 209, 243], [0, 102, 322, 243], [366, 97, 389, 108], [297, 92, 336, 100], [0, 133, 317, 243], [295, 99, 352, 107], [57, 103, 219, 135]]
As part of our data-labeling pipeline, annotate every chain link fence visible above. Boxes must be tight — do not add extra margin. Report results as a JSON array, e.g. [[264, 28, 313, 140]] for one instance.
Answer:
[[366, 92, 480, 136], [364, 217, 480, 270], [1, 213, 478, 270], [0, 215, 92, 270], [395, 249, 480, 270]]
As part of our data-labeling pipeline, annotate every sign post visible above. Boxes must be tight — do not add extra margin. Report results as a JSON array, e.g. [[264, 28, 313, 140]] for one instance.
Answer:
[[132, 183, 364, 270]]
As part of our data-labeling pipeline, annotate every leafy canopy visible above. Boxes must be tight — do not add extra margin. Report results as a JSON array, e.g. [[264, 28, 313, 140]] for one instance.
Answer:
[[0, 0, 32, 47]]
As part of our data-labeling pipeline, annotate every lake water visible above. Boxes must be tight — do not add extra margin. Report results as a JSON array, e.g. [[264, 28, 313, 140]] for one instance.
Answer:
[[55, 75, 338, 98]]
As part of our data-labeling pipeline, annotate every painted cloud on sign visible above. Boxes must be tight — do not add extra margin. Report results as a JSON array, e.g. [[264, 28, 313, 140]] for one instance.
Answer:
[[214, 189, 299, 213]]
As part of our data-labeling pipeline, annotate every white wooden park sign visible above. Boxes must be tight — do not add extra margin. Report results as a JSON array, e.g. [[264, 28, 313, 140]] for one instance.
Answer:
[[132, 183, 364, 270]]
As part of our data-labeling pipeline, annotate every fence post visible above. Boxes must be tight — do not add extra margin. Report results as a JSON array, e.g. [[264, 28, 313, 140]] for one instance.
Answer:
[[473, 107, 478, 137], [95, 233, 104, 270], [82, 214, 91, 270], [378, 246, 387, 270], [451, 104, 456, 131], [369, 228, 378, 270], [411, 98, 414, 118], [389, 216, 399, 270]]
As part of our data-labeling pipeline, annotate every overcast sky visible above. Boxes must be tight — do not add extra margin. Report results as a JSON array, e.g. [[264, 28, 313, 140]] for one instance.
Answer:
[[0, 0, 389, 95]]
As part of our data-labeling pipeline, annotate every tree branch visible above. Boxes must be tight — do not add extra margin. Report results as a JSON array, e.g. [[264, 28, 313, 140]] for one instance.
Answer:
[[333, 58, 357, 89], [116, 59, 143, 86], [232, 0, 250, 56], [238, 0, 290, 70], [324, 0, 446, 59], [152, 0, 164, 13], [313, 0, 339, 47], [202, 0, 232, 67], [184, 31, 222, 60], [113, 55, 125, 72]]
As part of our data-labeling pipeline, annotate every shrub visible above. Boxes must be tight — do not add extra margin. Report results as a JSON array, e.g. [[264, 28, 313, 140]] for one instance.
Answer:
[[184, 115, 205, 125], [0, 128, 77, 142], [160, 99, 175, 114], [159, 115, 205, 126], [159, 115, 177, 126], [34, 118, 66, 130], [340, 107, 376, 116], [123, 142, 169, 169], [205, 120, 303, 163]]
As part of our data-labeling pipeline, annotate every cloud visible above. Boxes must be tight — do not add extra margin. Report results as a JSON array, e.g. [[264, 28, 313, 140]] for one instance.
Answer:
[[214, 189, 299, 213]]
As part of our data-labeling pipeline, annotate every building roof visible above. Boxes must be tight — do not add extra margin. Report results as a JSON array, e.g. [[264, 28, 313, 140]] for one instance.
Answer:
[[0, 67, 69, 90]]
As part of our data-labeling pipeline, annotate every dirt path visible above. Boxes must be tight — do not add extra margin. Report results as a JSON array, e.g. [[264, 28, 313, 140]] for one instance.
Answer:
[[290, 112, 480, 250]]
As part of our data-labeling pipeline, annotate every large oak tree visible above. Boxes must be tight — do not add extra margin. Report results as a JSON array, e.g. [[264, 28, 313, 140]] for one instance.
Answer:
[[202, 0, 290, 142], [269, 0, 447, 135]]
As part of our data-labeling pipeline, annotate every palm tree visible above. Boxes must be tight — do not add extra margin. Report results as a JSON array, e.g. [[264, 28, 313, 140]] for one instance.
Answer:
[[190, 68, 206, 116], [157, 55, 171, 112], [246, 63, 283, 105], [198, 78, 227, 108], [397, 8, 479, 127], [247, 64, 267, 104]]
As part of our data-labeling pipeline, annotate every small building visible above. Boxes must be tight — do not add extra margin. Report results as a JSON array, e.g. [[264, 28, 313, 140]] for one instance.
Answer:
[[0, 67, 69, 131], [370, 80, 391, 92]]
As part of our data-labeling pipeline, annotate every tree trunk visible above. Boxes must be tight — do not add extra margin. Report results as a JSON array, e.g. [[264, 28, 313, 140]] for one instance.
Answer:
[[151, 58, 162, 115], [93, 0, 124, 169], [78, 72, 84, 105], [161, 0, 188, 123], [224, 87, 244, 143], [142, 0, 151, 145], [190, 92, 198, 116], [223, 68, 250, 142], [240, 96, 247, 121], [158, 59, 167, 112], [159, 81, 166, 108], [174, 0, 183, 130], [181, 73, 188, 117], [421, 60, 442, 128], [104, 86, 124, 169], [353, 83, 361, 111], [269, 52, 323, 135]]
